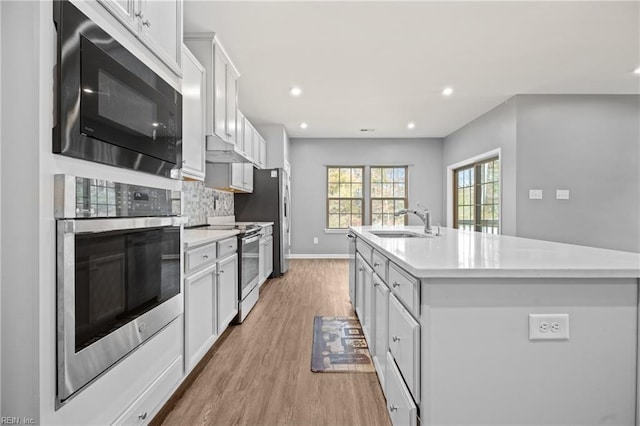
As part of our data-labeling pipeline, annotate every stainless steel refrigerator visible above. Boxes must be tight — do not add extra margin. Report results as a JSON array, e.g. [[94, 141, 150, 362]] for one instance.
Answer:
[[234, 168, 290, 277]]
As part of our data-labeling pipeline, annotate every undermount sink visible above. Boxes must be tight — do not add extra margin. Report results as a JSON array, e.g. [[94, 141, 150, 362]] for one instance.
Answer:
[[370, 230, 432, 238]]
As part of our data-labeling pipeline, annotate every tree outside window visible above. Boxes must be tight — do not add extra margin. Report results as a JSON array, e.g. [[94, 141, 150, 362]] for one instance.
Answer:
[[326, 166, 364, 229], [370, 166, 408, 226], [454, 158, 499, 234]]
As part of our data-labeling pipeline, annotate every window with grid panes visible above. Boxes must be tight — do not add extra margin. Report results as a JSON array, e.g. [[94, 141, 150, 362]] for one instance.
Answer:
[[326, 167, 364, 229], [454, 157, 499, 234], [370, 166, 408, 226]]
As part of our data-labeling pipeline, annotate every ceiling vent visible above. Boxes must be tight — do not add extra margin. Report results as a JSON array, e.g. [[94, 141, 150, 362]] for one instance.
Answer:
[[360, 128, 375, 132]]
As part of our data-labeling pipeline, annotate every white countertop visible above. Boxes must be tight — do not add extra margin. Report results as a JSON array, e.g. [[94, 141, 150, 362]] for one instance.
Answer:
[[350, 226, 640, 279], [183, 229, 240, 249]]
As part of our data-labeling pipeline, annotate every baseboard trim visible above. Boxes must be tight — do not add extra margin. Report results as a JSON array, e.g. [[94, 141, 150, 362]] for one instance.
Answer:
[[288, 254, 351, 259]]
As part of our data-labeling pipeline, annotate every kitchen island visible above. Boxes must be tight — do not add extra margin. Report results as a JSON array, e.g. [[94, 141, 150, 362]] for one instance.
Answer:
[[348, 225, 640, 426]]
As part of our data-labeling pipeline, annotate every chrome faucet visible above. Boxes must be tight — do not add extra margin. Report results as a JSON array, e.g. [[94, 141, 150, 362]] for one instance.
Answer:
[[394, 203, 432, 234]]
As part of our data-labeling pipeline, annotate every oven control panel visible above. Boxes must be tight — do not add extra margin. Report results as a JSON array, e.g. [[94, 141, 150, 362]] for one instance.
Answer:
[[54, 174, 181, 218]]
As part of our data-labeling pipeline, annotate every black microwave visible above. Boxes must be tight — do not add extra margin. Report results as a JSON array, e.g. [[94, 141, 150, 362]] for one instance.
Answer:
[[53, 1, 182, 178]]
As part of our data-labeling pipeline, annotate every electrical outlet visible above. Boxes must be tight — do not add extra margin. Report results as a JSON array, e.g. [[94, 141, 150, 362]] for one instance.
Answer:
[[529, 314, 569, 340], [529, 189, 543, 200], [556, 189, 570, 200], [313, 237, 319, 244]]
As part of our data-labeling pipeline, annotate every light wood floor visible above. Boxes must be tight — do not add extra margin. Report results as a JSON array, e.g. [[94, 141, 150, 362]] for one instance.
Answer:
[[158, 259, 391, 426]]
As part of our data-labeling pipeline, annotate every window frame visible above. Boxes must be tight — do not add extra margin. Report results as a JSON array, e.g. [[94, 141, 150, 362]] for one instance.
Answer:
[[369, 165, 409, 227], [325, 166, 365, 230], [453, 156, 500, 233]]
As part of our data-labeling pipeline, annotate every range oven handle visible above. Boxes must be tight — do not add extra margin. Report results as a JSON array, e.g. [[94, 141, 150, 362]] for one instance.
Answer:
[[242, 234, 261, 245], [61, 216, 184, 234]]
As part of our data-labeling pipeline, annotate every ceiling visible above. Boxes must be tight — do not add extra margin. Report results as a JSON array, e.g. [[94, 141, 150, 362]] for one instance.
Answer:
[[184, 1, 640, 139]]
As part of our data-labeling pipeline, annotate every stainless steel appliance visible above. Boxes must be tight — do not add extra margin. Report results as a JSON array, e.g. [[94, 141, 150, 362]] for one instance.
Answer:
[[55, 175, 183, 405], [192, 223, 262, 322], [53, 1, 182, 178], [234, 169, 291, 276]]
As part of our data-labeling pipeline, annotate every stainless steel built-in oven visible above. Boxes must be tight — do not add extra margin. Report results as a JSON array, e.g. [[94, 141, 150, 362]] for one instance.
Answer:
[[55, 175, 183, 405], [237, 231, 261, 322], [53, 1, 182, 178]]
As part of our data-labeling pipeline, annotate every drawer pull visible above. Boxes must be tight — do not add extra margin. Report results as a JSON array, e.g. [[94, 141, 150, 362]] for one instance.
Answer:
[[392, 281, 400, 288], [392, 335, 400, 342], [228, 245, 234, 248], [138, 412, 148, 420], [203, 254, 209, 259], [389, 404, 398, 412], [358, 267, 364, 272], [373, 282, 379, 287], [373, 262, 380, 267]]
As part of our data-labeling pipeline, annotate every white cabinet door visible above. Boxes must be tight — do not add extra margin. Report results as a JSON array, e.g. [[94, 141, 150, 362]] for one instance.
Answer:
[[213, 47, 227, 141], [230, 164, 244, 190], [373, 280, 390, 391], [385, 352, 418, 426], [259, 135, 267, 169], [236, 110, 246, 154], [225, 66, 238, 145], [355, 254, 365, 319], [98, 0, 137, 32], [137, 0, 182, 75], [388, 294, 420, 403], [181, 46, 206, 180], [362, 262, 375, 347], [243, 163, 254, 192], [185, 264, 217, 370], [217, 254, 238, 333], [243, 118, 254, 161], [258, 237, 267, 285]]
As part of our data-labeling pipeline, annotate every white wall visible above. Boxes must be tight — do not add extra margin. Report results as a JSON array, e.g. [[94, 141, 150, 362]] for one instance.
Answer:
[[443, 99, 518, 236], [289, 138, 443, 256]]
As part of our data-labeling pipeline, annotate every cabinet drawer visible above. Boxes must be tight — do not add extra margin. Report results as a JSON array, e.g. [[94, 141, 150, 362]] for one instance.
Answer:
[[371, 250, 388, 283], [113, 356, 183, 425], [185, 242, 217, 274], [388, 294, 420, 403], [385, 351, 418, 426], [389, 262, 420, 317], [357, 240, 373, 264], [217, 237, 238, 259]]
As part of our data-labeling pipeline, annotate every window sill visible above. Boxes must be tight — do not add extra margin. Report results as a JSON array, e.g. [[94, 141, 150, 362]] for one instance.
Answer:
[[324, 229, 350, 234]]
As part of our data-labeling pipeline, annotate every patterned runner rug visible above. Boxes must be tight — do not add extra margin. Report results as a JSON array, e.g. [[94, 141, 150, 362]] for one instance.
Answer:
[[311, 316, 375, 373]]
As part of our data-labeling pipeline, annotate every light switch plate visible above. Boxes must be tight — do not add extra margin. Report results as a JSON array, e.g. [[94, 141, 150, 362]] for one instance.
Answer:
[[529, 189, 543, 200], [556, 189, 570, 200]]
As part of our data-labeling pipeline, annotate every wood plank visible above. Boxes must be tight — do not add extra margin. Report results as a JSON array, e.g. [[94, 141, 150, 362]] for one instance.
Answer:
[[154, 259, 390, 425]]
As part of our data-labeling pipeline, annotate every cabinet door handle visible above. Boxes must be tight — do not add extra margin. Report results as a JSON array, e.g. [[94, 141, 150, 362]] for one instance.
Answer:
[[389, 404, 398, 412], [228, 245, 234, 248], [138, 412, 148, 420], [373, 262, 380, 267], [135, 10, 144, 18], [392, 335, 400, 342], [219, 270, 224, 274], [358, 267, 364, 272], [392, 281, 400, 288], [142, 19, 151, 27], [203, 254, 209, 259]]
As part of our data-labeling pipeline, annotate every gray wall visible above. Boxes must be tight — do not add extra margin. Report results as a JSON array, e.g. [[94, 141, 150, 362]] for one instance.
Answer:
[[443, 99, 518, 235], [515, 95, 640, 252], [289, 138, 443, 255]]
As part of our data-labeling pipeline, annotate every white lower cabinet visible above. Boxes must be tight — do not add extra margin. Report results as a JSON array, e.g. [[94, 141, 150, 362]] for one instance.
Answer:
[[113, 356, 183, 425], [386, 351, 418, 426], [217, 253, 238, 331], [355, 254, 365, 319], [258, 231, 274, 287], [184, 238, 238, 373], [373, 279, 389, 392], [361, 262, 375, 346], [185, 263, 217, 370], [388, 294, 420, 403]]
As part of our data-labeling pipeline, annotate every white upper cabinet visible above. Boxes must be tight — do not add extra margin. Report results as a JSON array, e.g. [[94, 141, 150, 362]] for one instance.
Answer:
[[181, 45, 206, 181], [185, 34, 240, 147], [243, 118, 255, 162], [98, 0, 182, 75]]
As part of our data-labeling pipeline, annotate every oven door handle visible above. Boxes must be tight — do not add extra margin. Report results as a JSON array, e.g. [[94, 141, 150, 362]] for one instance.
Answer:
[[61, 216, 183, 234], [242, 235, 261, 245]]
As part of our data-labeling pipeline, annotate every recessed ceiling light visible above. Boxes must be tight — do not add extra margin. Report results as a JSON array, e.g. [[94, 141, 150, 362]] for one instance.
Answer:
[[442, 87, 454, 96], [634, 67, 640, 75], [300, 122, 308, 129], [407, 122, 415, 129], [290, 86, 302, 97]]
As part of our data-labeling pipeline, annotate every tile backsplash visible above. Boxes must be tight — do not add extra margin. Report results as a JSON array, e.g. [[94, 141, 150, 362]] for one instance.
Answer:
[[182, 181, 234, 227]]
